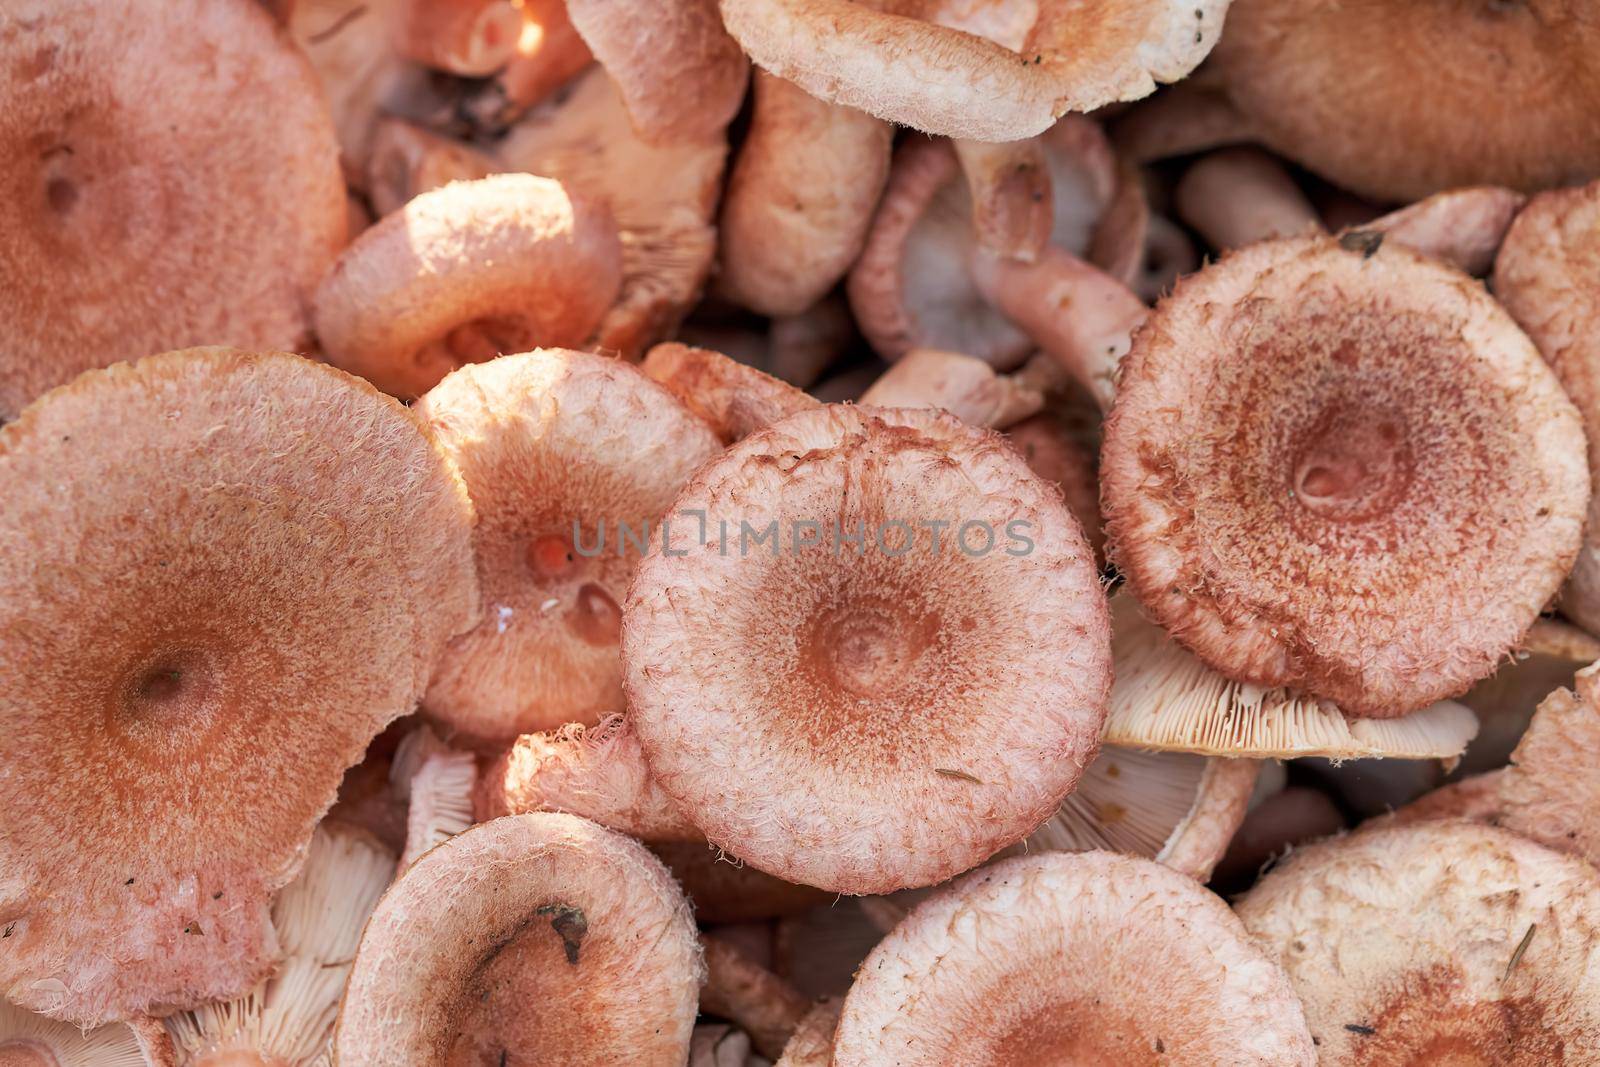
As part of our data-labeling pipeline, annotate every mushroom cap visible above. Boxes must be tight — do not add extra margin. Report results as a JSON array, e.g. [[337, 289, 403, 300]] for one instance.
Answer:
[[1209, 0, 1600, 201], [774, 998, 842, 1067], [0, 348, 477, 1025], [1102, 235, 1589, 718], [1005, 410, 1104, 561], [1357, 186, 1525, 278], [719, 0, 1229, 142], [313, 174, 624, 399], [849, 117, 1128, 367], [0, 0, 346, 419], [717, 71, 894, 317], [0, 999, 173, 1067], [1238, 820, 1600, 1061], [1456, 616, 1600, 777], [833, 851, 1316, 1065], [497, 66, 728, 358], [1386, 770, 1508, 828], [857, 348, 1048, 430], [416, 350, 721, 745], [1493, 178, 1600, 634], [1019, 748, 1258, 882], [1497, 663, 1600, 867], [334, 813, 703, 1066], [567, 0, 748, 144], [623, 404, 1112, 894], [1105, 594, 1481, 758], [641, 343, 821, 445]]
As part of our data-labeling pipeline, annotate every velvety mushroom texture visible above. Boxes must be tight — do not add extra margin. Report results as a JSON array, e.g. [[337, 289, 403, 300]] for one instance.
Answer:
[[417, 349, 721, 746], [624, 405, 1112, 894], [0, 349, 478, 1025], [833, 852, 1316, 1065], [0, 0, 346, 419], [719, 0, 1230, 142], [1238, 820, 1600, 1062], [1102, 236, 1589, 718], [1207, 0, 1600, 200], [334, 813, 702, 1066], [1494, 178, 1600, 634], [313, 174, 623, 399]]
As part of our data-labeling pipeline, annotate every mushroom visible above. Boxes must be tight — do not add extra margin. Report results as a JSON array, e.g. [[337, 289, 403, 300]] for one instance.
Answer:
[[831, 852, 1316, 1064], [1101, 235, 1589, 718], [653, 844, 831, 923], [1493, 661, 1600, 866], [0, 0, 346, 419], [717, 71, 893, 317], [1104, 595, 1480, 759], [1130, 213, 1199, 303], [476, 715, 702, 842], [416, 350, 721, 746], [1005, 409, 1105, 562], [396, 0, 521, 76], [0, 348, 477, 1025], [1387, 772, 1508, 828], [1352, 186, 1525, 279], [623, 404, 1112, 893], [1173, 147, 1321, 250], [857, 349, 1059, 430], [1453, 618, 1600, 776], [163, 823, 395, 1066], [364, 117, 496, 217], [950, 136, 1055, 263], [0, 1002, 174, 1067], [312, 174, 624, 399], [774, 998, 842, 1067], [641, 343, 821, 445], [1238, 820, 1600, 1060], [767, 296, 860, 389], [333, 813, 703, 1065], [849, 117, 1138, 367], [1205, 0, 1600, 200], [1493, 177, 1600, 633], [718, 0, 1229, 142], [772, 904, 884, 999], [689, 1025, 757, 1067], [1211, 784, 1346, 891], [699, 935, 812, 1060], [495, 65, 731, 358], [469, 0, 594, 127], [566, 0, 748, 144], [393, 733, 478, 872]]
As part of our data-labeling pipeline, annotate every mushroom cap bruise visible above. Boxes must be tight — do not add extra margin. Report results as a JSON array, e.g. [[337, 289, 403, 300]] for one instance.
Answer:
[[1493, 178, 1600, 634], [333, 813, 703, 1066], [416, 350, 721, 747], [833, 851, 1316, 1065], [1238, 820, 1600, 1063], [1209, 0, 1600, 201], [497, 65, 729, 359], [623, 404, 1112, 894], [719, 0, 1230, 143], [1102, 236, 1589, 719], [0, 0, 346, 420], [312, 174, 624, 400], [0, 349, 478, 1025]]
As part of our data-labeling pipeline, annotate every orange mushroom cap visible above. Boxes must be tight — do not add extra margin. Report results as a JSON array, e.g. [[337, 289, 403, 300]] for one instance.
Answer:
[[833, 852, 1316, 1064], [0, 349, 477, 1025], [623, 404, 1111, 893], [416, 350, 721, 746], [719, 0, 1230, 142], [313, 174, 624, 399], [1102, 236, 1589, 718], [0, 0, 345, 419]]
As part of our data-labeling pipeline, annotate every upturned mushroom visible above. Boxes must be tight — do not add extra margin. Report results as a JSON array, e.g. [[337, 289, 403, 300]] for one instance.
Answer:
[[334, 813, 703, 1065], [163, 823, 395, 1066], [1494, 177, 1600, 634], [624, 404, 1112, 893], [0, 348, 477, 1024], [719, 0, 1230, 142], [1102, 236, 1588, 718], [312, 174, 624, 399], [1239, 820, 1600, 1060], [0, 0, 346, 419], [416, 350, 721, 746], [832, 852, 1315, 1064]]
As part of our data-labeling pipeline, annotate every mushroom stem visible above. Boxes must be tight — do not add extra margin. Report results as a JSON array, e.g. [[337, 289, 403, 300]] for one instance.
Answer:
[[952, 136, 1055, 264], [969, 245, 1147, 411], [1174, 148, 1322, 251], [858, 348, 1051, 430], [1348, 186, 1526, 277], [768, 297, 856, 389], [1156, 757, 1262, 881], [1110, 79, 1256, 164], [396, 0, 522, 76], [699, 935, 813, 1061]]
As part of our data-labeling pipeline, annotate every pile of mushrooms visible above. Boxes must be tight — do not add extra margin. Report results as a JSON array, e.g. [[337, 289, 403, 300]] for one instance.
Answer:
[[5, 0, 1600, 1063]]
